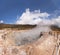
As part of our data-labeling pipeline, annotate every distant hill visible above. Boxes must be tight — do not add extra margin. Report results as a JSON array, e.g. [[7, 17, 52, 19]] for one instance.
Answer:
[[50, 25, 60, 31], [0, 23, 36, 30], [0, 23, 60, 31]]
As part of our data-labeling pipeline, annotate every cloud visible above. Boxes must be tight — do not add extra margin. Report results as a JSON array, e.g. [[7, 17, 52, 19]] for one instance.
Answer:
[[52, 16, 60, 26], [16, 8, 50, 25], [0, 20, 4, 23], [16, 8, 60, 26]]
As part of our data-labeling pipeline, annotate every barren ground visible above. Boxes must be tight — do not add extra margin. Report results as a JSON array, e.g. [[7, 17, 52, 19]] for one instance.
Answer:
[[0, 29, 60, 55]]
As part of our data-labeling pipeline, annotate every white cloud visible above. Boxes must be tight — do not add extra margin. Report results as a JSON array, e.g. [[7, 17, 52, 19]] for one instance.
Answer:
[[52, 16, 60, 26], [16, 8, 60, 26], [0, 20, 4, 23], [16, 8, 50, 25]]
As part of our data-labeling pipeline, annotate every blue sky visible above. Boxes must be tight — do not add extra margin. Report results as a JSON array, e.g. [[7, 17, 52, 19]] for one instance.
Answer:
[[0, 0, 60, 24]]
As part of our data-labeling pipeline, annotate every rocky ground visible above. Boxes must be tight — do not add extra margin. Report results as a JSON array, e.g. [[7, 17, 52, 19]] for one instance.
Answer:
[[0, 29, 60, 55]]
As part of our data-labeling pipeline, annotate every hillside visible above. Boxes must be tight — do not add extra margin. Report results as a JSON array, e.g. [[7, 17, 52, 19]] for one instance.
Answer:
[[0, 23, 36, 30], [50, 25, 60, 31]]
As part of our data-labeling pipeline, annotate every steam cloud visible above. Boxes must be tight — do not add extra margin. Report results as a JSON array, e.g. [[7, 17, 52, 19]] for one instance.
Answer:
[[13, 9, 60, 45]]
